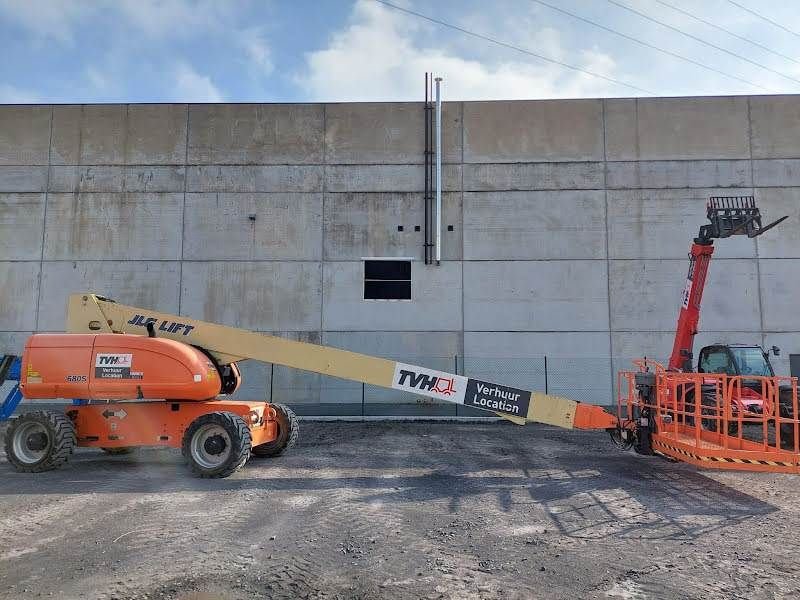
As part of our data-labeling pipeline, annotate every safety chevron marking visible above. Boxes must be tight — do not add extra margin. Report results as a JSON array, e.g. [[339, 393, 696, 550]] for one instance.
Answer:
[[654, 441, 797, 468]]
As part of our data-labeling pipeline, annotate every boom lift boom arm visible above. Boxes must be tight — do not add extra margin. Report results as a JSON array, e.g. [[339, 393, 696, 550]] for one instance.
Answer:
[[65, 293, 617, 431]]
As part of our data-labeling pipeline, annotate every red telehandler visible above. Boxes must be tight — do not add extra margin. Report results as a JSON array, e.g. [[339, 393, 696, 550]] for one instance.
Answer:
[[618, 196, 800, 471]]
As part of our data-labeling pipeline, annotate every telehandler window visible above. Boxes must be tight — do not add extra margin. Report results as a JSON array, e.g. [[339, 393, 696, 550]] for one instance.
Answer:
[[364, 260, 411, 300]]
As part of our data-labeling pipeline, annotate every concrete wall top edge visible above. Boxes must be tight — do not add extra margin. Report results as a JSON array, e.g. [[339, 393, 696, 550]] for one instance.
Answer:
[[5, 93, 800, 109]]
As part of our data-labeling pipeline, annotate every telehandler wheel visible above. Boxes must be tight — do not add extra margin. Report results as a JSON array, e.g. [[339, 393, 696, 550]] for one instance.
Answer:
[[101, 447, 135, 455], [4, 410, 75, 473], [181, 411, 251, 478], [251, 403, 299, 458]]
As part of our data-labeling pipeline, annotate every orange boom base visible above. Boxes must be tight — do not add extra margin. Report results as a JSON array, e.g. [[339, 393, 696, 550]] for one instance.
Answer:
[[10, 332, 290, 478], [68, 401, 278, 450]]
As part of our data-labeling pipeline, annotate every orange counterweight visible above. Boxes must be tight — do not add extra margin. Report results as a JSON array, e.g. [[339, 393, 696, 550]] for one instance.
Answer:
[[21, 333, 223, 402]]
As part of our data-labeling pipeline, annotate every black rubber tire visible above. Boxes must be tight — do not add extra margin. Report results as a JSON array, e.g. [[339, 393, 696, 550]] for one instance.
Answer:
[[101, 447, 135, 455], [251, 403, 299, 458], [4, 410, 75, 473], [181, 412, 251, 478]]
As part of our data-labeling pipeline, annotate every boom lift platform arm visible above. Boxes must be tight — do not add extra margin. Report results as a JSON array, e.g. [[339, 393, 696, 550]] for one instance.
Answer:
[[2, 293, 618, 478]]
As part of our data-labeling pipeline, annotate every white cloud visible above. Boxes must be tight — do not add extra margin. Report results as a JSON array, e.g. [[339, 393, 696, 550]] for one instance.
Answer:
[[241, 28, 274, 74], [0, 0, 88, 43], [86, 67, 111, 92], [0, 84, 41, 103], [174, 63, 224, 102], [112, 0, 238, 39], [296, 0, 625, 101]]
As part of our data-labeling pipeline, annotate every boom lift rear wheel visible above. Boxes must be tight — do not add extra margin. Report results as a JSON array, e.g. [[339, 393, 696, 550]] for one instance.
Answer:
[[251, 403, 298, 458], [181, 411, 251, 478], [4, 410, 75, 472]]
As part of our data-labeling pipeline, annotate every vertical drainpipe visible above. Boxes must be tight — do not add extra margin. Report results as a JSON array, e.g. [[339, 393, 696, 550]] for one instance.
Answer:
[[435, 77, 443, 265]]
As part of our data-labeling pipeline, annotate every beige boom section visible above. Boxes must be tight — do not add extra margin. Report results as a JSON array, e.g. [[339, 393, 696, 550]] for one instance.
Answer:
[[66, 294, 616, 430]]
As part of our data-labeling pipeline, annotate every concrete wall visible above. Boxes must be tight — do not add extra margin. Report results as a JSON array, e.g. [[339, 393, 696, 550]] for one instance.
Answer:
[[2, 96, 799, 414]]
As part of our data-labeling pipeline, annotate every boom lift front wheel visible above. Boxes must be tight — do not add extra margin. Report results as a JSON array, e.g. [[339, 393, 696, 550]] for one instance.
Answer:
[[4, 410, 76, 472], [251, 403, 298, 458], [181, 412, 252, 478]]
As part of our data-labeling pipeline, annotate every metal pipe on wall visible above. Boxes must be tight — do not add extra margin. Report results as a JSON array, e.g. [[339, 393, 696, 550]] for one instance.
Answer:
[[435, 77, 442, 265]]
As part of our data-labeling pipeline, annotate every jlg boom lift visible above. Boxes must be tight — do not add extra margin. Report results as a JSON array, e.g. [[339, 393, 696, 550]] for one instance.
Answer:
[[1, 197, 798, 476], [0, 294, 618, 477]]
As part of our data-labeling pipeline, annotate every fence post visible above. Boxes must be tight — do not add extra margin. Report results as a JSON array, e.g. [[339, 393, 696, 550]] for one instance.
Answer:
[[269, 363, 274, 403], [361, 382, 365, 417], [544, 355, 549, 395]]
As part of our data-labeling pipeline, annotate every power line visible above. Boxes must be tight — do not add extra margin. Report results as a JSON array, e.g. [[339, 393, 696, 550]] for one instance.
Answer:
[[655, 0, 800, 67], [530, 0, 771, 92], [726, 0, 800, 39], [371, 0, 653, 95], [606, 0, 796, 88]]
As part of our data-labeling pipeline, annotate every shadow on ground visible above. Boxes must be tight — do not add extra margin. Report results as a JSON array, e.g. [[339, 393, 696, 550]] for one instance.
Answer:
[[0, 422, 776, 543]]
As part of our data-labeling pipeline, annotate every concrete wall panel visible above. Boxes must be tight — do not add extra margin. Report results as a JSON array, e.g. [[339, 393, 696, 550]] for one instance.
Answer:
[[753, 188, 800, 258], [180, 261, 322, 331], [0, 262, 39, 330], [49, 105, 81, 165], [610, 330, 759, 369], [0, 331, 32, 356], [43, 193, 183, 260], [0, 166, 47, 192], [464, 331, 611, 402], [762, 332, 800, 377], [49, 165, 185, 194], [753, 159, 800, 187], [463, 162, 603, 191], [464, 261, 609, 331], [324, 102, 461, 164], [607, 189, 757, 259], [760, 259, 800, 331], [125, 104, 187, 164], [0, 194, 45, 260], [37, 261, 180, 331], [323, 192, 461, 261], [322, 261, 462, 331], [0, 106, 50, 165], [606, 160, 751, 189], [123, 166, 185, 192], [605, 97, 750, 160], [183, 193, 322, 260], [187, 165, 323, 193], [464, 191, 606, 260], [324, 164, 461, 193], [48, 166, 124, 193], [609, 259, 760, 332], [187, 104, 324, 164], [750, 95, 800, 159], [464, 100, 604, 163], [81, 104, 127, 164]]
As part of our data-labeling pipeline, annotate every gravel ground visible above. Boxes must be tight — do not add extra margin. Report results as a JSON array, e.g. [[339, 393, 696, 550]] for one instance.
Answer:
[[0, 420, 799, 600]]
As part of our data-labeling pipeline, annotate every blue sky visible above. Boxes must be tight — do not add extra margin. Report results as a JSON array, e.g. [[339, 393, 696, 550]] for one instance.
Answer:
[[1, 0, 800, 103]]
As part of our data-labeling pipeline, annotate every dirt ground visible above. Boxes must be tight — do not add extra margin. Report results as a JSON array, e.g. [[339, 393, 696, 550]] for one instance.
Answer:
[[0, 421, 799, 600]]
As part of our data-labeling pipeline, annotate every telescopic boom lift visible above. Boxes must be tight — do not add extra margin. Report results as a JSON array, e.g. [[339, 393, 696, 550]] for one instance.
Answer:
[[1, 294, 617, 478]]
